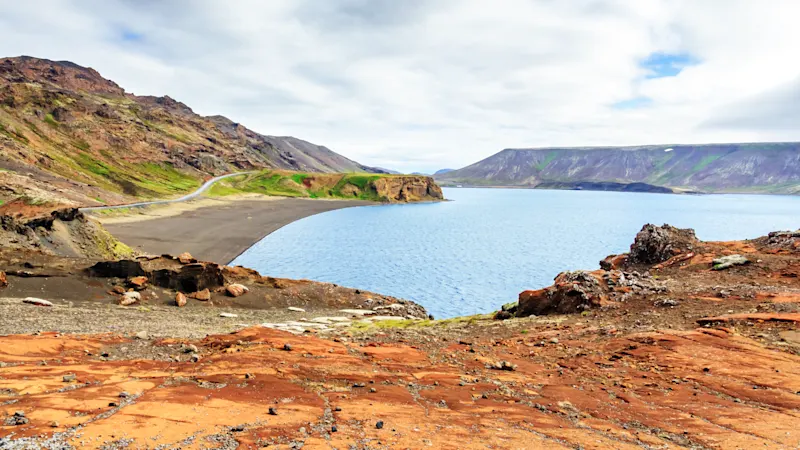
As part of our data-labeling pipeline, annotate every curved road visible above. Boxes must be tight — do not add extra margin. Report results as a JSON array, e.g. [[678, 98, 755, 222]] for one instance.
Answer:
[[79, 172, 253, 212]]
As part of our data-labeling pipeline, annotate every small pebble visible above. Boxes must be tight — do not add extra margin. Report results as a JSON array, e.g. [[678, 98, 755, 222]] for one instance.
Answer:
[[331, 425, 338, 433], [269, 407, 278, 415], [376, 420, 384, 429], [283, 343, 292, 351], [119, 392, 130, 398], [63, 374, 76, 382]]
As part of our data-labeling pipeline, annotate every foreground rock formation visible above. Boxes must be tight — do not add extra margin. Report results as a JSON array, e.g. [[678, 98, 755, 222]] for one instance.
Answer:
[[3, 223, 800, 448], [0, 207, 133, 259], [2, 313, 800, 448]]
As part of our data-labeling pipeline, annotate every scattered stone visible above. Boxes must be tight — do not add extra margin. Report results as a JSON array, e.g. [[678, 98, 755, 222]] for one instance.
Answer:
[[369, 388, 377, 393], [128, 276, 148, 289], [376, 420, 384, 429], [549, 338, 559, 344], [189, 288, 211, 301], [219, 312, 238, 318], [175, 292, 187, 307], [5, 411, 28, 426], [50, 421, 59, 428], [119, 291, 141, 306], [108, 402, 119, 407], [489, 361, 517, 371], [288, 307, 306, 313], [283, 343, 292, 351], [231, 424, 245, 432], [334, 406, 342, 412], [339, 309, 376, 316], [331, 425, 338, 433], [63, 374, 76, 382], [177, 252, 194, 264], [23, 297, 53, 307], [494, 310, 513, 320], [183, 344, 198, 353], [654, 299, 681, 308], [110, 285, 126, 295], [712, 255, 750, 270], [353, 382, 366, 388], [245, 373, 254, 379], [119, 391, 130, 398], [225, 283, 249, 297], [191, 354, 201, 363], [268, 407, 278, 415], [501, 302, 518, 313], [135, 331, 149, 340]]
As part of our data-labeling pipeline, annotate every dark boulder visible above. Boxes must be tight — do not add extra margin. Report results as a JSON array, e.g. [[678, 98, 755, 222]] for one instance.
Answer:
[[628, 224, 698, 265]]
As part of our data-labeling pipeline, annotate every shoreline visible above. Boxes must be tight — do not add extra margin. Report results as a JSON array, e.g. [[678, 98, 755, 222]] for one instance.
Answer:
[[94, 195, 374, 264]]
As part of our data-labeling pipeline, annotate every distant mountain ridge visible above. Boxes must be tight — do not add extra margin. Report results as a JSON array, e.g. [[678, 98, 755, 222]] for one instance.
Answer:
[[436, 143, 800, 194], [0, 56, 386, 207]]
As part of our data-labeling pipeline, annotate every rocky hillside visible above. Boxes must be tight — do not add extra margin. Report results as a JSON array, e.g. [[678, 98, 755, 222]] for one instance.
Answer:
[[210, 170, 444, 203], [0, 56, 385, 208], [437, 143, 800, 194]]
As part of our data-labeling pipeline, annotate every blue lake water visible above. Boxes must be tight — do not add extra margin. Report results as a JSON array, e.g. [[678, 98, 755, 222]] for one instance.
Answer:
[[232, 188, 800, 318]]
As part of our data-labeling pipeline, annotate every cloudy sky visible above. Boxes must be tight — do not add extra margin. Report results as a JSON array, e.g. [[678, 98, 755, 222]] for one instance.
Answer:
[[1, 0, 799, 172]]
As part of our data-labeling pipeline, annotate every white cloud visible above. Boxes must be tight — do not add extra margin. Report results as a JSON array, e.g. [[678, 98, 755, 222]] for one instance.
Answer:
[[1, 0, 798, 172]]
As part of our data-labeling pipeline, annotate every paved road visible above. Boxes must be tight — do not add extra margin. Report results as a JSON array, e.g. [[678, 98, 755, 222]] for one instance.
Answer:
[[79, 172, 253, 212]]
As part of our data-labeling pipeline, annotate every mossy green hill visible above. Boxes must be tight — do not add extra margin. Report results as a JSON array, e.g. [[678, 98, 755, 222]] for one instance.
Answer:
[[209, 170, 444, 203], [0, 56, 391, 209]]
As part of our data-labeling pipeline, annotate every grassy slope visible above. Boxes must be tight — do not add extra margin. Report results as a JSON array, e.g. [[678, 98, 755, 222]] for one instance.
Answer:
[[208, 170, 392, 202], [0, 91, 204, 204]]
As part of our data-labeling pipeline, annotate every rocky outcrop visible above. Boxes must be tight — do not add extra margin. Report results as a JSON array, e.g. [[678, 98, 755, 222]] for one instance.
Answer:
[[518, 271, 616, 316], [628, 224, 698, 265], [0, 208, 133, 259], [372, 176, 444, 202]]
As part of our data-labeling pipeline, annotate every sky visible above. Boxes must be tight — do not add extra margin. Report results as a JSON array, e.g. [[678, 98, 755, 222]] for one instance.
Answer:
[[1, 0, 799, 173]]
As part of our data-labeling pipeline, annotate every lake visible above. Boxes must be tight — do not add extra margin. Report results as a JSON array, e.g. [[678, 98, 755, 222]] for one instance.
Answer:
[[231, 188, 800, 318]]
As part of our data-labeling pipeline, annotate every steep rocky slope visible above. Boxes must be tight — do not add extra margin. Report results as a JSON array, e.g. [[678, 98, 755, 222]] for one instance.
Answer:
[[0, 56, 385, 208], [437, 143, 800, 194]]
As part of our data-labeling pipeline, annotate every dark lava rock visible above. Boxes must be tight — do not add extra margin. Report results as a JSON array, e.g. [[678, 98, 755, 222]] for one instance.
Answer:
[[629, 224, 698, 265]]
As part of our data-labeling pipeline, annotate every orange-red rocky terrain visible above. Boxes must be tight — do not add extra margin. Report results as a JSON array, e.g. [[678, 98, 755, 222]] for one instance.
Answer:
[[2, 225, 800, 448]]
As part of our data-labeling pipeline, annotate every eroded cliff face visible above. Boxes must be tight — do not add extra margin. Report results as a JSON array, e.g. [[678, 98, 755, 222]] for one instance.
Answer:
[[372, 176, 444, 202], [0, 207, 133, 260]]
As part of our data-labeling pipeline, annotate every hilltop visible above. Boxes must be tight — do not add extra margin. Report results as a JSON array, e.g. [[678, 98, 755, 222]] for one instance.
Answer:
[[0, 56, 388, 209], [436, 143, 800, 194]]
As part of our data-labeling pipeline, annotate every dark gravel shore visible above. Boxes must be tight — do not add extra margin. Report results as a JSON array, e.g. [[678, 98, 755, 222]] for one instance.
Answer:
[[98, 197, 371, 264]]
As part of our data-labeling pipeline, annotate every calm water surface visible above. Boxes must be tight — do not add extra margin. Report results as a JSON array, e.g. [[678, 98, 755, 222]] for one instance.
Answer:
[[232, 188, 800, 318]]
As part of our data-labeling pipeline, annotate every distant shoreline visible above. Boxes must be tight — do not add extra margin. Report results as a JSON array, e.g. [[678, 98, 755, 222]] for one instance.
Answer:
[[95, 196, 373, 264]]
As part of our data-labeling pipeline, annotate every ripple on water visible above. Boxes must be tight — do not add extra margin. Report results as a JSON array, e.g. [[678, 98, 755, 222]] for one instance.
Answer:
[[232, 188, 800, 318]]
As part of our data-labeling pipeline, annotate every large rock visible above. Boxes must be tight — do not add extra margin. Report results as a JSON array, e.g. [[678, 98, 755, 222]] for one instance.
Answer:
[[88, 257, 224, 292], [517, 271, 612, 316], [175, 292, 187, 307], [225, 283, 249, 297], [712, 254, 749, 270], [23, 297, 53, 307], [189, 288, 211, 301], [628, 224, 698, 265], [119, 291, 140, 306]]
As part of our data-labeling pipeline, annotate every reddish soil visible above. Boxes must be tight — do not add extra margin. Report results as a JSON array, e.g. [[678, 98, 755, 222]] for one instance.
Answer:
[[2, 226, 800, 448]]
